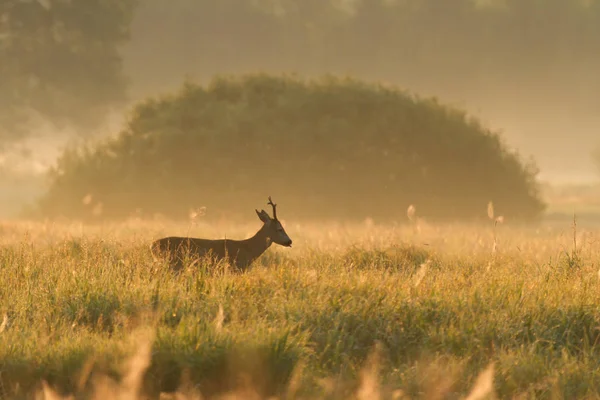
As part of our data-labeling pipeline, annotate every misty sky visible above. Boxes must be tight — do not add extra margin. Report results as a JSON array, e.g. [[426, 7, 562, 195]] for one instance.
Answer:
[[119, 0, 600, 184]]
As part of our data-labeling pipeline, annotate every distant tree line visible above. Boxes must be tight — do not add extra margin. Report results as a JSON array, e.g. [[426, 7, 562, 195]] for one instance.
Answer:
[[34, 75, 546, 222]]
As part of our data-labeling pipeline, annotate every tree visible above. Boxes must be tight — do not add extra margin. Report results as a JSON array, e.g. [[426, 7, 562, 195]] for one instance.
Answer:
[[0, 0, 137, 145], [35, 74, 546, 223]]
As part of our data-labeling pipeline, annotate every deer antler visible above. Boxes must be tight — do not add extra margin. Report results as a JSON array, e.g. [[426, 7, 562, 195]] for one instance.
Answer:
[[267, 196, 278, 220]]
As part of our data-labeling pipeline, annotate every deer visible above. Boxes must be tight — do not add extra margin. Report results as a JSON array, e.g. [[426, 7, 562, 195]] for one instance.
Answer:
[[151, 196, 292, 271]]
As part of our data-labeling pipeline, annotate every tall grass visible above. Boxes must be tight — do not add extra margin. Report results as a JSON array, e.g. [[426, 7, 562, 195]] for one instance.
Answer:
[[0, 219, 599, 399]]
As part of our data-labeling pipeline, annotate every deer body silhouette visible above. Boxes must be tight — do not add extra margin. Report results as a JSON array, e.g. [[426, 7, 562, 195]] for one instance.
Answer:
[[151, 197, 292, 271]]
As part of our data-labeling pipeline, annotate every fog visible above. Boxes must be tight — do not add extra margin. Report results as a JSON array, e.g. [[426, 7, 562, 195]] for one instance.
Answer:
[[121, 0, 600, 184], [2, 0, 600, 218]]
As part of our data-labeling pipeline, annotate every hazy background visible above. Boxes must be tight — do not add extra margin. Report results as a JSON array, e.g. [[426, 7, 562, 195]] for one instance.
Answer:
[[2, 0, 600, 217], [121, 0, 600, 184]]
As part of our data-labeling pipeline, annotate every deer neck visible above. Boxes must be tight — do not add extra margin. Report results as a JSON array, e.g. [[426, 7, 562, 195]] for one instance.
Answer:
[[245, 224, 273, 260]]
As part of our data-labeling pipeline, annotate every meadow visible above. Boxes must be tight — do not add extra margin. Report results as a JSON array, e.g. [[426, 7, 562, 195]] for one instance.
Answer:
[[1, 215, 600, 399]]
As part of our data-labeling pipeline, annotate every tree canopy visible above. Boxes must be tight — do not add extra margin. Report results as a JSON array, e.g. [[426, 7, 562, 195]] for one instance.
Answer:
[[35, 74, 546, 223], [0, 0, 136, 145]]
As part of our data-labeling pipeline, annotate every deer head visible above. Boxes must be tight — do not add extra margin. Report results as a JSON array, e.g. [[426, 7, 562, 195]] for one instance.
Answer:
[[255, 196, 292, 247]]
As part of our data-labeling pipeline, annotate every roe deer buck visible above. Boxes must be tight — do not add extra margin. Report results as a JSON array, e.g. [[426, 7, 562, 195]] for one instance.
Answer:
[[151, 196, 292, 271]]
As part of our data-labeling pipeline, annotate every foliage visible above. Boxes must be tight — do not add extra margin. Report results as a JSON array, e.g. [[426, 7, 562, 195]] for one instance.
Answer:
[[0, 221, 600, 398], [36, 74, 545, 222], [0, 0, 136, 143]]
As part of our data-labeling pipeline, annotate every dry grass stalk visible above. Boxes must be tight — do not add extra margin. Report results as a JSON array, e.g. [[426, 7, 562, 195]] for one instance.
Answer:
[[464, 363, 495, 400], [356, 343, 382, 400]]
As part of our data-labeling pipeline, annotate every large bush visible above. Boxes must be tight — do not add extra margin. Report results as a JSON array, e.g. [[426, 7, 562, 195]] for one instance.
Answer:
[[35, 74, 545, 222]]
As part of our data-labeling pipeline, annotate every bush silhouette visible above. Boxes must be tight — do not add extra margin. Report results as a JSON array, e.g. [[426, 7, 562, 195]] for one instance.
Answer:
[[35, 74, 545, 223]]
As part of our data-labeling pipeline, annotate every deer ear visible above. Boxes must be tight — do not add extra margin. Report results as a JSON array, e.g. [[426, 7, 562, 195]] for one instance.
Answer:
[[256, 209, 271, 223]]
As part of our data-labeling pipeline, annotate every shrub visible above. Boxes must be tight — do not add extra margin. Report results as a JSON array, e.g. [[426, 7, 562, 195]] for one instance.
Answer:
[[35, 74, 545, 222]]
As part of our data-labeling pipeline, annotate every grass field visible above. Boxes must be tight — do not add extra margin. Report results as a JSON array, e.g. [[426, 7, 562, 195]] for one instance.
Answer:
[[1, 217, 600, 399]]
